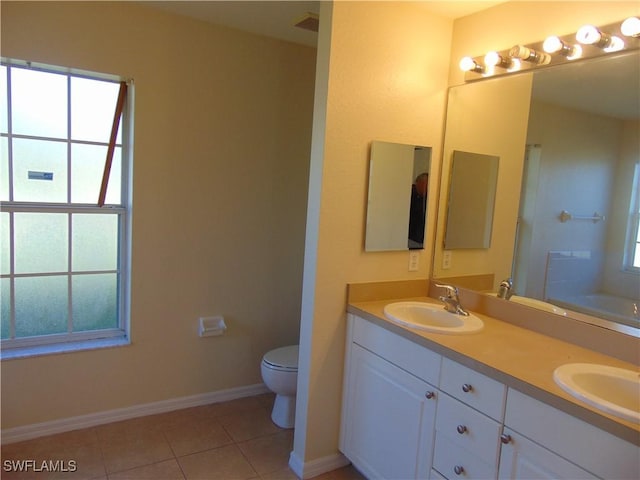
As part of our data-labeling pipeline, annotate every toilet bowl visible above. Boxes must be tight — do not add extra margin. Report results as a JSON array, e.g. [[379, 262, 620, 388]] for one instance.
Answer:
[[261, 345, 298, 428]]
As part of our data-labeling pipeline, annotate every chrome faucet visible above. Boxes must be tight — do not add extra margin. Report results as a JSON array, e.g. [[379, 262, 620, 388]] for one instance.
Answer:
[[497, 278, 513, 300], [436, 283, 469, 316]]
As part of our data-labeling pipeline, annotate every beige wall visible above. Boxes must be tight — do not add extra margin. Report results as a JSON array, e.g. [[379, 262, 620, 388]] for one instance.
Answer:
[[295, 0, 640, 469], [0, 1, 316, 429], [294, 0, 452, 465]]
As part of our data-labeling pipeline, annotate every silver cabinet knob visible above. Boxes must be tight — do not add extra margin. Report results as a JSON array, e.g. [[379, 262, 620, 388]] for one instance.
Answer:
[[454, 465, 465, 475], [425, 391, 435, 400], [462, 383, 473, 393], [501, 433, 512, 444], [456, 424, 468, 434]]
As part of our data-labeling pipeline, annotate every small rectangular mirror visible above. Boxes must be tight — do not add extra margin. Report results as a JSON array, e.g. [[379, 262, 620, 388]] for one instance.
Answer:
[[365, 141, 431, 251], [444, 150, 499, 249]]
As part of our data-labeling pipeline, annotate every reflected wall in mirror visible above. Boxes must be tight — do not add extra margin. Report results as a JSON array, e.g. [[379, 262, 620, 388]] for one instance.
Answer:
[[444, 150, 499, 249], [434, 50, 640, 334], [365, 141, 431, 251]]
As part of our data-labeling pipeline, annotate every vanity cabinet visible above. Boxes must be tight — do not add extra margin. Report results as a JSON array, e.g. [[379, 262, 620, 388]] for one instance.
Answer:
[[340, 314, 441, 479], [341, 313, 639, 480], [432, 358, 506, 479], [498, 389, 639, 480]]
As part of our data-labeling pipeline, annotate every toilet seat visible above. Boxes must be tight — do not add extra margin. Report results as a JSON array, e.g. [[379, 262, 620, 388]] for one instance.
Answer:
[[262, 345, 298, 372]]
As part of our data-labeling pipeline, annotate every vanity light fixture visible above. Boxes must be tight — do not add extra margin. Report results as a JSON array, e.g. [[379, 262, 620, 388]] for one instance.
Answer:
[[509, 45, 551, 65], [621, 16, 640, 38], [459, 56, 484, 73], [460, 18, 638, 82], [543, 36, 583, 60], [576, 24, 625, 52]]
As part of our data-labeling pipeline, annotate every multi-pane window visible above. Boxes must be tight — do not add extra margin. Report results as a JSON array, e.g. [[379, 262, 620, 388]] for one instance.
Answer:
[[0, 60, 131, 353]]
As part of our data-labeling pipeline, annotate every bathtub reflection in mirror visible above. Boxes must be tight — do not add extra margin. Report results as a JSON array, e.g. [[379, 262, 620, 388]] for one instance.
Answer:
[[365, 141, 431, 251]]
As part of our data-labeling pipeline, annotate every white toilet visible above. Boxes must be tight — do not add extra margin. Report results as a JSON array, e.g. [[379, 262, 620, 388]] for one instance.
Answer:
[[261, 345, 299, 429]]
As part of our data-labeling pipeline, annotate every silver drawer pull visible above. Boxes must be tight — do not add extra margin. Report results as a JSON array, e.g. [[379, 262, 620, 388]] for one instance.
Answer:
[[425, 391, 435, 400], [462, 383, 473, 393], [501, 433, 512, 444], [456, 425, 468, 434], [454, 465, 465, 475]]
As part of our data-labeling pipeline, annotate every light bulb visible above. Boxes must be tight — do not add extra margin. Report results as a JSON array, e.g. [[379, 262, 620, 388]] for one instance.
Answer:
[[543, 36, 582, 60], [621, 16, 640, 37], [509, 45, 551, 65], [459, 56, 483, 73], [543, 36, 563, 53], [484, 51, 501, 67], [576, 25, 601, 45]]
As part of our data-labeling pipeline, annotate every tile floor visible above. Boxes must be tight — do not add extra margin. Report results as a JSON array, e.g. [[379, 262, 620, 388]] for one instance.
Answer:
[[1, 393, 365, 480]]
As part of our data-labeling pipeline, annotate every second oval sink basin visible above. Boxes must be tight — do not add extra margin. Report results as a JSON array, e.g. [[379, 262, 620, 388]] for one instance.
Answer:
[[383, 301, 484, 334], [553, 363, 640, 423]]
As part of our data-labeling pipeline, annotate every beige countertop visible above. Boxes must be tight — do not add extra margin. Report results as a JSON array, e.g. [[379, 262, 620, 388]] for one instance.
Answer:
[[348, 296, 640, 446]]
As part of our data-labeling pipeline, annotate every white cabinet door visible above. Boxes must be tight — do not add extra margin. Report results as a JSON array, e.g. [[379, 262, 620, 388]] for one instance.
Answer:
[[342, 344, 438, 479], [498, 428, 596, 480]]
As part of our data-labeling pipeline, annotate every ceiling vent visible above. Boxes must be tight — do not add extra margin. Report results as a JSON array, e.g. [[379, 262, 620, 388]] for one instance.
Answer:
[[293, 12, 319, 33]]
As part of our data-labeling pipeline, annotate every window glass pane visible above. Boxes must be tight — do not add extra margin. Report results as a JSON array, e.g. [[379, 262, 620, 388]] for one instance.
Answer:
[[71, 143, 121, 204], [14, 212, 68, 274], [1, 278, 10, 339], [13, 138, 67, 202], [72, 273, 117, 331], [1, 212, 9, 275], [0, 65, 7, 134], [11, 68, 67, 139], [72, 214, 118, 271], [0, 137, 8, 201], [71, 77, 121, 143], [15, 275, 68, 337]]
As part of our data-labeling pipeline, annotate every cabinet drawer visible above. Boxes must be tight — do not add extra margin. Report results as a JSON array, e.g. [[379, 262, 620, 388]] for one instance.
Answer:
[[505, 389, 639, 480], [433, 433, 496, 480], [440, 357, 505, 420], [436, 393, 501, 462], [351, 314, 441, 385]]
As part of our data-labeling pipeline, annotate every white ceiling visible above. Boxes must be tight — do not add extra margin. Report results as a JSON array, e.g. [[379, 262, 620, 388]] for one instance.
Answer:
[[142, 1, 505, 47]]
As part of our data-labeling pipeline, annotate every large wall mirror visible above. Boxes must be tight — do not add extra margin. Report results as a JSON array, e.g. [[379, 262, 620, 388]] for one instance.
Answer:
[[365, 141, 432, 251], [434, 50, 640, 335]]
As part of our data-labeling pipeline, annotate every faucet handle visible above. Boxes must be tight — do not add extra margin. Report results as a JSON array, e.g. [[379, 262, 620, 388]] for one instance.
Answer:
[[435, 283, 459, 298]]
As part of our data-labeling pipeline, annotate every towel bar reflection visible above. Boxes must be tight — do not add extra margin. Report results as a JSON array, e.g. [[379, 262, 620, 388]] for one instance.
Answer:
[[559, 210, 605, 223]]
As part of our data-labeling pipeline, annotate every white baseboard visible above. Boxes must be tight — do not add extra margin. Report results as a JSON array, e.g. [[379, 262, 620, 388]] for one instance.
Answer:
[[1, 383, 269, 445], [289, 450, 350, 479]]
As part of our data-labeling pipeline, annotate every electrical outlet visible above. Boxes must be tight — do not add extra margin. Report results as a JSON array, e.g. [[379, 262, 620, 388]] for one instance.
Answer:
[[408, 251, 419, 271], [442, 250, 452, 269]]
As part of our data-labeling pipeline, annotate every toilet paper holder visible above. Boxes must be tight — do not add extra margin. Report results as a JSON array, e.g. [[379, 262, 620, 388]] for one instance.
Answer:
[[198, 316, 227, 337]]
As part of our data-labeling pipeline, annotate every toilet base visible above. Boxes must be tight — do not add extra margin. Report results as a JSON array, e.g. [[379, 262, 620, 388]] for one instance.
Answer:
[[271, 394, 296, 429]]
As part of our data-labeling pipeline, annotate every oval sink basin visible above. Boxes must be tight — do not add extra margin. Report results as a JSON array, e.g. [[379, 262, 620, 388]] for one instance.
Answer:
[[553, 363, 640, 423], [383, 301, 484, 334]]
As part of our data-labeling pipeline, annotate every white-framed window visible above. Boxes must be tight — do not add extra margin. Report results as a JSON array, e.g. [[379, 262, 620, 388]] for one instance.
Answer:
[[624, 162, 640, 273], [0, 59, 132, 356]]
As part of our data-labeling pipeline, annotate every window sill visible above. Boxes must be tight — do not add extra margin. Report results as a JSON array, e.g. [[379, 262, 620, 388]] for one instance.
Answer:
[[1, 336, 130, 360]]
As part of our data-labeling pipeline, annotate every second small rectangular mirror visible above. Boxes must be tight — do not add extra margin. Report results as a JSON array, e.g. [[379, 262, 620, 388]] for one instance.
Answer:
[[444, 150, 499, 249]]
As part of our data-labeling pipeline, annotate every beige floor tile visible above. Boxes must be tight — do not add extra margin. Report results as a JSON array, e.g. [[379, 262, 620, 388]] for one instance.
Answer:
[[108, 459, 185, 479], [97, 428, 174, 474], [218, 407, 282, 442], [259, 466, 299, 480], [1, 428, 106, 479], [201, 397, 266, 418], [237, 430, 293, 476], [313, 464, 366, 480], [163, 415, 234, 457], [178, 444, 258, 480]]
